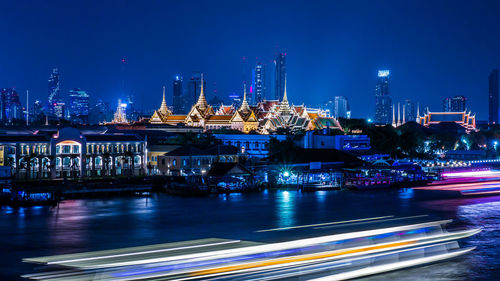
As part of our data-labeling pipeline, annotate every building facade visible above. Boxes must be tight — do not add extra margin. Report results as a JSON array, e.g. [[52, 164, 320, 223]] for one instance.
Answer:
[[68, 88, 90, 124], [374, 70, 392, 124], [333, 96, 349, 119], [489, 69, 499, 124], [157, 144, 241, 176], [443, 95, 466, 112], [274, 53, 286, 100], [0, 128, 146, 179], [172, 75, 184, 114], [417, 111, 476, 133], [47, 67, 61, 118], [254, 62, 266, 103]]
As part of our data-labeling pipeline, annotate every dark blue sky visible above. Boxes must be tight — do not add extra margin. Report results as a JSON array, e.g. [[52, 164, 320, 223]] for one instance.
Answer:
[[1, 0, 499, 119]]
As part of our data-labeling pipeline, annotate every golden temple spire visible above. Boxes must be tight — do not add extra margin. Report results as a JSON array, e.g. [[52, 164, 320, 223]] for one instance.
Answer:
[[282, 74, 288, 103], [239, 82, 250, 113], [159, 85, 169, 114], [196, 73, 208, 110]]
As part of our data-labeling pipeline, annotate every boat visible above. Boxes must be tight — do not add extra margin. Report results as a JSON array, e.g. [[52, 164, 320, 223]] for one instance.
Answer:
[[22, 220, 480, 280]]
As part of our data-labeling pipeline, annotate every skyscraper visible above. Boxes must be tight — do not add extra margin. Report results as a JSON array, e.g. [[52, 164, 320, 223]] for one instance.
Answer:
[[68, 88, 90, 123], [172, 75, 184, 114], [187, 73, 206, 107], [374, 70, 392, 124], [0, 88, 22, 122], [489, 69, 499, 124], [443, 95, 466, 112], [47, 67, 61, 116], [403, 99, 416, 123], [274, 53, 286, 100], [32, 100, 43, 123], [254, 63, 266, 103], [333, 96, 349, 119]]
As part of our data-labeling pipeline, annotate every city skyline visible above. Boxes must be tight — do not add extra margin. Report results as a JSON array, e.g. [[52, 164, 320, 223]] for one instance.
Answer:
[[1, 1, 500, 119]]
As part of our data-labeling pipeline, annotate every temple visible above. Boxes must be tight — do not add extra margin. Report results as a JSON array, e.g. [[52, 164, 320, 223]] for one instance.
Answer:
[[416, 111, 476, 133], [149, 74, 342, 134]]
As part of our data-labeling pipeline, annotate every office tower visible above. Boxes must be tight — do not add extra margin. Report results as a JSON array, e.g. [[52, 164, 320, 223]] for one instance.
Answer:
[[443, 95, 466, 112], [89, 100, 112, 124], [172, 75, 184, 114], [254, 63, 266, 103], [403, 99, 416, 123], [32, 100, 43, 122], [68, 88, 90, 123], [0, 88, 22, 122], [187, 72, 206, 106], [228, 92, 242, 108], [333, 96, 349, 119], [274, 53, 286, 100], [374, 70, 392, 124], [489, 69, 499, 124], [48, 67, 61, 116]]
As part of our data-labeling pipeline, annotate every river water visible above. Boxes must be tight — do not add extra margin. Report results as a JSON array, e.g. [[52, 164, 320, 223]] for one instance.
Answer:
[[1, 189, 499, 280]]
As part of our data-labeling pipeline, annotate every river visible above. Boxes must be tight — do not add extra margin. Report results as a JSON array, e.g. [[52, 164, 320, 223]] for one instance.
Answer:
[[1, 189, 499, 280]]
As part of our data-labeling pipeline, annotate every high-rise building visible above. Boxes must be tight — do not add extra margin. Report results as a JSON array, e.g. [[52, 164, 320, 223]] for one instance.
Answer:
[[187, 73, 206, 107], [32, 100, 43, 123], [172, 75, 184, 114], [48, 67, 61, 116], [333, 96, 349, 119], [443, 95, 466, 112], [374, 70, 392, 124], [68, 88, 90, 123], [0, 88, 22, 122], [403, 99, 416, 123], [89, 100, 112, 124], [274, 53, 286, 100], [254, 63, 266, 103], [489, 69, 499, 124]]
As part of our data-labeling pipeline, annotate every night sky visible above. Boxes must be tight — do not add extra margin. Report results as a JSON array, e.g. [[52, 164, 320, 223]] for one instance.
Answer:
[[1, 0, 500, 119]]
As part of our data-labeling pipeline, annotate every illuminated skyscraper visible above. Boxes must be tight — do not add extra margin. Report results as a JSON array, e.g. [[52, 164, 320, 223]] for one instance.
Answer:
[[333, 96, 349, 119], [47, 67, 61, 116], [254, 63, 266, 103], [489, 69, 499, 124], [374, 70, 392, 124], [274, 53, 286, 100], [172, 75, 184, 114], [0, 88, 22, 122], [443, 95, 466, 112], [68, 88, 90, 123], [403, 99, 416, 123]]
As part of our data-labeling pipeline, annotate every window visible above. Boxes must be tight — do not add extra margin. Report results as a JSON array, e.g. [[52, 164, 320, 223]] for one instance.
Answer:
[[62, 145, 71, 154], [183, 159, 187, 166], [172, 159, 177, 167], [197, 159, 201, 166], [162, 159, 165, 165], [73, 145, 79, 154]]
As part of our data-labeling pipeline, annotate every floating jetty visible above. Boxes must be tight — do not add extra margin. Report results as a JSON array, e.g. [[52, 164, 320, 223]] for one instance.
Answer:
[[22, 220, 479, 280]]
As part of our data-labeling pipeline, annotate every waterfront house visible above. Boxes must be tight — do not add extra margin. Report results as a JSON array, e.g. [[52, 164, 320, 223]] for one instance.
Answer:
[[157, 144, 242, 176], [0, 127, 146, 179]]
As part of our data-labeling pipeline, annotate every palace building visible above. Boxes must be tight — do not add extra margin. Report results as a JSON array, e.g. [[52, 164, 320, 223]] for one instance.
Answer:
[[149, 74, 342, 134], [416, 111, 476, 133]]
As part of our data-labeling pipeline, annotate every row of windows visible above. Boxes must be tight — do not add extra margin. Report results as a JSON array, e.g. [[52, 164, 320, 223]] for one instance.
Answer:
[[224, 141, 267, 150], [161, 156, 236, 168], [86, 143, 142, 154], [20, 144, 48, 155]]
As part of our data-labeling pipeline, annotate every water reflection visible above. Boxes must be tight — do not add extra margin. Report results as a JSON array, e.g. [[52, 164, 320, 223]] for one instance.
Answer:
[[276, 190, 296, 228]]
